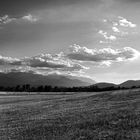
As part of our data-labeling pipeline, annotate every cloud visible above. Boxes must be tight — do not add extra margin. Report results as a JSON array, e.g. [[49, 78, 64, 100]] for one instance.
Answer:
[[23, 53, 88, 71], [0, 52, 88, 74], [98, 30, 117, 41], [7, 65, 90, 80], [0, 44, 139, 75], [112, 26, 120, 33], [67, 44, 140, 66], [0, 55, 20, 65], [0, 15, 16, 24], [0, 14, 38, 25], [99, 16, 137, 44], [118, 16, 136, 28], [111, 16, 136, 29], [22, 14, 38, 22]]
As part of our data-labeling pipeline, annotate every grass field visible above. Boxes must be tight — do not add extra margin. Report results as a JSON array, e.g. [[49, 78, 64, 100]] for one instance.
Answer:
[[0, 89, 140, 140]]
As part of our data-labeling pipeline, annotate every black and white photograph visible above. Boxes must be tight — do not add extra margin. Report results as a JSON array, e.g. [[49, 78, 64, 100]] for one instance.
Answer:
[[0, 0, 140, 139]]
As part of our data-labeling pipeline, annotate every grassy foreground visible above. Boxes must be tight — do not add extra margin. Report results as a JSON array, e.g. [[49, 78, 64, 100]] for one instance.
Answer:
[[0, 89, 140, 140]]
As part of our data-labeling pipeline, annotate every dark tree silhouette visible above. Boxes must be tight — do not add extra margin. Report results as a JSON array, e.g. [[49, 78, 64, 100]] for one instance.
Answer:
[[0, 83, 139, 92]]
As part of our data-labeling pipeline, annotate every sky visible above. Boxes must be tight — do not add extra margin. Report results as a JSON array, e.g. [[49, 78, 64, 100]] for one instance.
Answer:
[[0, 0, 140, 84]]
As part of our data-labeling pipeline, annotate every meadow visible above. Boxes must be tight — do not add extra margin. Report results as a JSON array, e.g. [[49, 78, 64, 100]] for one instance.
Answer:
[[0, 89, 140, 140]]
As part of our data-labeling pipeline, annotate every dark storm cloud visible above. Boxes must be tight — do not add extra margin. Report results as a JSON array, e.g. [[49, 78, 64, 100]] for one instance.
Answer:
[[0, 0, 99, 16]]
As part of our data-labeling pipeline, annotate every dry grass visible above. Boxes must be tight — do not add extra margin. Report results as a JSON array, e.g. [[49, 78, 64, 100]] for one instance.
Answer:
[[0, 89, 140, 140]]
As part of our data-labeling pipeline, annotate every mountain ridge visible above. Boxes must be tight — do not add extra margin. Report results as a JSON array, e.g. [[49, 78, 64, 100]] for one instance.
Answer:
[[119, 80, 140, 88], [0, 71, 140, 89], [93, 80, 140, 89], [0, 72, 95, 87]]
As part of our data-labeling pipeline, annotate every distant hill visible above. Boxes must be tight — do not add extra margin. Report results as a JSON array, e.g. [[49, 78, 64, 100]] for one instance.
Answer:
[[0, 71, 140, 89], [119, 80, 140, 88], [94, 80, 140, 89], [94, 82, 117, 89], [0, 72, 95, 87]]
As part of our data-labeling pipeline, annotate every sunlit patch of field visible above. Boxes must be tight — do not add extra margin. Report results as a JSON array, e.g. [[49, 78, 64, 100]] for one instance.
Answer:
[[0, 89, 140, 140]]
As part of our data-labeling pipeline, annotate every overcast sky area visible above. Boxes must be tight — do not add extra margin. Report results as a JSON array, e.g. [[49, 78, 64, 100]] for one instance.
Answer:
[[0, 0, 140, 84]]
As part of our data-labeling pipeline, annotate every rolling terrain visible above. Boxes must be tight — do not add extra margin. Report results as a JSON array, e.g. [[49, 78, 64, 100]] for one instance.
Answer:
[[0, 89, 140, 139], [92, 80, 140, 89], [94, 82, 117, 88], [120, 80, 140, 88], [0, 72, 95, 87]]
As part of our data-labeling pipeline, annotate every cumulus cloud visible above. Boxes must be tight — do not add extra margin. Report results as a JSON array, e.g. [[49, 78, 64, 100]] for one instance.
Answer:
[[112, 26, 120, 33], [0, 44, 139, 75], [99, 16, 137, 44], [118, 16, 136, 28], [0, 52, 88, 74], [111, 16, 137, 28], [22, 14, 38, 22], [24, 53, 88, 71], [98, 30, 117, 41], [0, 55, 20, 65], [67, 44, 140, 66]]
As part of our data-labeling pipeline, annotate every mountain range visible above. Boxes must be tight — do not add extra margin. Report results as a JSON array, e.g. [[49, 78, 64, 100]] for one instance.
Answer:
[[0, 72, 95, 87], [94, 80, 140, 89], [0, 72, 139, 89], [119, 80, 140, 88]]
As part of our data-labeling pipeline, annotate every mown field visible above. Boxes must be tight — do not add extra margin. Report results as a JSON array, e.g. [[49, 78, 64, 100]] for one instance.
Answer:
[[0, 89, 140, 140]]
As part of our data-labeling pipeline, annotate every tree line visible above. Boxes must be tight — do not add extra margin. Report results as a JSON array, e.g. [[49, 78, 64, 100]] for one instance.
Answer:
[[0, 84, 138, 92]]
